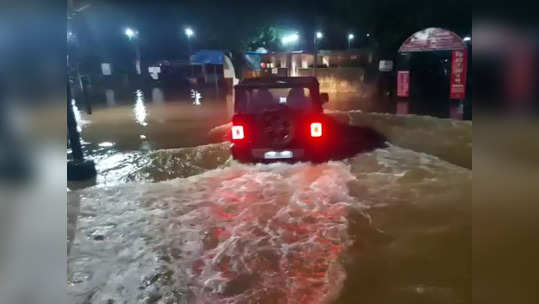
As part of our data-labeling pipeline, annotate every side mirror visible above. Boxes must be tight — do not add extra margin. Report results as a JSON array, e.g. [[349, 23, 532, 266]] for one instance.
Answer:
[[320, 93, 329, 104]]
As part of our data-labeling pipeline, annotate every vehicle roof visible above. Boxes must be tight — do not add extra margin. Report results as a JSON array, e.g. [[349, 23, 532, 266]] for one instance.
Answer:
[[235, 77, 319, 88]]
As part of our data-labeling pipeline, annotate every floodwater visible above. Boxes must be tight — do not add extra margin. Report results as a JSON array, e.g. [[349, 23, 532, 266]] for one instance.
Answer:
[[67, 86, 471, 304], [68, 86, 234, 189]]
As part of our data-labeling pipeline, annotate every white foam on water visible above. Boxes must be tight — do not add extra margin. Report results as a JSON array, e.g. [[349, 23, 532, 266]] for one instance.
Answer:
[[68, 161, 361, 304]]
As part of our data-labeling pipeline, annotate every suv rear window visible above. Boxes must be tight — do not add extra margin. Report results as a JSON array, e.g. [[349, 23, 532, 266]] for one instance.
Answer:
[[236, 87, 314, 113]]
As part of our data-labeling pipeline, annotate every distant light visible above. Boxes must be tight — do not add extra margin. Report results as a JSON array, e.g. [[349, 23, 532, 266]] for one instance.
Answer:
[[366, 33, 371, 37], [191, 89, 202, 105], [125, 28, 137, 39], [67, 31, 75, 42], [463, 36, 471, 42], [185, 27, 194, 38], [316, 31, 323, 39], [348, 33, 355, 40], [282, 33, 299, 45]]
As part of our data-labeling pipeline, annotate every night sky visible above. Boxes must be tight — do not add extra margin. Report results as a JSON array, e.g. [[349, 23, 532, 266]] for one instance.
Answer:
[[70, 0, 471, 66]]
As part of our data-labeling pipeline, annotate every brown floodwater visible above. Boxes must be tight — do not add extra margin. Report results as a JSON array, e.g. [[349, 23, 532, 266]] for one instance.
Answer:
[[67, 86, 471, 304]]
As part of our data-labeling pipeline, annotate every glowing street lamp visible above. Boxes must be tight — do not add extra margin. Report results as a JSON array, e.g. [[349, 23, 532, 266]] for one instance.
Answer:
[[125, 27, 137, 40], [281, 33, 299, 45], [347, 33, 354, 48], [184, 27, 195, 72], [316, 31, 323, 39], [185, 27, 194, 38], [124, 27, 141, 74]]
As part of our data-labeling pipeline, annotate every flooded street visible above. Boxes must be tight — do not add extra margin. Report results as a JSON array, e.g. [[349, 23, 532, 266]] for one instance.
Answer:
[[67, 87, 471, 303], [68, 86, 234, 189]]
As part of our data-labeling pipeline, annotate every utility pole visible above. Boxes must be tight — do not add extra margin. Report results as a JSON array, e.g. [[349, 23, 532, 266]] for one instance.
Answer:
[[67, 0, 96, 180], [313, 31, 323, 77], [348, 33, 354, 49], [184, 27, 195, 77]]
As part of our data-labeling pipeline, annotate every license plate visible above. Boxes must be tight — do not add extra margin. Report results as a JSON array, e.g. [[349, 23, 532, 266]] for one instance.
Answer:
[[264, 150, 293, 159]]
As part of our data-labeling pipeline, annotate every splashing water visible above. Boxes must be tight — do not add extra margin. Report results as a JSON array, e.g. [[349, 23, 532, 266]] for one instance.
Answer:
[[67, 110, 471, 304], [68, 161, 360, 304]]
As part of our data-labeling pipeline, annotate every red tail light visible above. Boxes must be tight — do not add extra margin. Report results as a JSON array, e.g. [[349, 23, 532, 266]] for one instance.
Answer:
[[232, 125, 245, 140], [310, 122, 322, 137]]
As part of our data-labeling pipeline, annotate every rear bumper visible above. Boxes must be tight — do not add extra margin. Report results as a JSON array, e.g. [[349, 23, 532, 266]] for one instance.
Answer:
[[251, 148, 305, 160], [231, 143, 325, 163]]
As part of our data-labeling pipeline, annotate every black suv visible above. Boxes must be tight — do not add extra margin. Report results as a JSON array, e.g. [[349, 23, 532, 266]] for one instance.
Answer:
[[230, 77, 331, 162]]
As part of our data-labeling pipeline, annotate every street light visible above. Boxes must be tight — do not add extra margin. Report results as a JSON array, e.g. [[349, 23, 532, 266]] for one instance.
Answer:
[[347, 33, 355, 48], [124, 27, 141, 74], [347, 33, 355, 49], [281, 33, 299, 45], [125, 27, 137, 40], [184, 27, 195, 74], [313, 31, 323, 76], [185, 27, 194, 38]]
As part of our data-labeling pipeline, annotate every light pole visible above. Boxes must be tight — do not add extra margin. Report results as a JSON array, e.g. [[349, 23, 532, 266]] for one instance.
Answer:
[[313, 31, 323, 76], [347, 33, 354, 49], [185, 27, 194, 54], [281, 33, 299, 76], [124, 27, 141, 75], [184, 27, 195, 76], [67, 0, 96, 180]]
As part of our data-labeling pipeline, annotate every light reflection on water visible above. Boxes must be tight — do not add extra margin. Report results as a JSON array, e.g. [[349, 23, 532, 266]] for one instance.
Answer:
[[151, 87, 164, 104], [67, 95, 471, 303], [134, 89, 148, 126], [105, 89, 115, 106], [67, 144, 471, 304], [71, 98, 84, 132], [68, 86, 234, 190]]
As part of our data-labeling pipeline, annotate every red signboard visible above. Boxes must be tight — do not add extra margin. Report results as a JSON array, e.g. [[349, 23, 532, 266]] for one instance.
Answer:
[[397, 71, 410, 97], [399, 28, 466, 52], [449, 49, 468, 100]]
